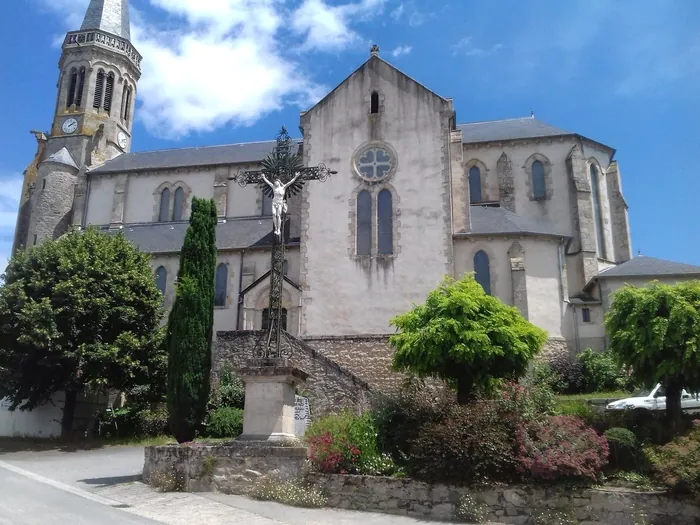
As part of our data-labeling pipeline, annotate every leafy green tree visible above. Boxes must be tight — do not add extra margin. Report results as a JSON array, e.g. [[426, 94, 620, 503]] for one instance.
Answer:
[[605, 281, 700, 434], [390, 275, 548, 404], [166, 197, 217, 443], [0, 228, 164, 436]]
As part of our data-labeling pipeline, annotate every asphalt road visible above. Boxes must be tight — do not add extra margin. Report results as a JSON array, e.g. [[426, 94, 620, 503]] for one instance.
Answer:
[[0, 465, 163, 525]]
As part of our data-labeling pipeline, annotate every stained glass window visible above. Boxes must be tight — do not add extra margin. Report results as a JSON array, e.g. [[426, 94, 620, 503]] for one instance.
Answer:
[[474, 250, 491, 295], [469, 166, 482, 203]]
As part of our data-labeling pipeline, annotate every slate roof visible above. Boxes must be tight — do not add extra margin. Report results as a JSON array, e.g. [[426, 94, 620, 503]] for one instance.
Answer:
[[104, 217, 281, 253], [90, 140, 302, 174], [81, 0, 131, 40], [597, 256, 700, 279], [467, 205, 569, 237], [458, 117, 573, 145]]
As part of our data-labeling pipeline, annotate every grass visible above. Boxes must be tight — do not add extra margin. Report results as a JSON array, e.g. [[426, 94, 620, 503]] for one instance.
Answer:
[[556, 391, 631, 402]]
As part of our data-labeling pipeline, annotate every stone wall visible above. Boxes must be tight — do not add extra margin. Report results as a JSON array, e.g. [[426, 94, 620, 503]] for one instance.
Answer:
[[307, 474, 700, 525], [143, 443, 307, 494], [301, 334, 402, 392], [216, 331, 373, 417]]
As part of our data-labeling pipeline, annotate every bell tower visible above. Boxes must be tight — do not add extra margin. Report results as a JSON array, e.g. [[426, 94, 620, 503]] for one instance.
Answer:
[[12, 0, 141, 253]]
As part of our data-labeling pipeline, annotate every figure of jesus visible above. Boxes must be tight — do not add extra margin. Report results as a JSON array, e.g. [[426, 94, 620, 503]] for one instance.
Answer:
[[261, 172, 302, 237]]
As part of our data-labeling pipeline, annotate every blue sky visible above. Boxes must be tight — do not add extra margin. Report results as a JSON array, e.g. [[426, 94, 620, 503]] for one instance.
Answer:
[[1, 0, 699, 272]]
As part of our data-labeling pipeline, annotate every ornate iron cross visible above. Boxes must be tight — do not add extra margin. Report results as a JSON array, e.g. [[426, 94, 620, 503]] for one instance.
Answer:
[[229, 127, 336, 360]]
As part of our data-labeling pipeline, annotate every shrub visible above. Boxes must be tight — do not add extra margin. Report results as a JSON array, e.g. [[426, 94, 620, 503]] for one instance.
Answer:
[[305, 411, 384, 475], [515, 415, 609, 482], [578, 349, 634, 394], [530, 507, 578, 525], [526, 361, 567, 394], [496, 382, 556, 419], [547, 353, 584, 394], [408, 402, 521, 485], [96, 405, 169, 438], [605, 427, 641, 471], [205, 407, 243, 438], [249, 476, 327, 508], [646, 422, 700, 493], [208, 366, 245, 411], [455, 494, 488, 523]]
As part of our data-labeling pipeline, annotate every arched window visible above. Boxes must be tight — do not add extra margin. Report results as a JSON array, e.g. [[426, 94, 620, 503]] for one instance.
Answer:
[[104, 73, 115, 113], [214, 263, 228, 307], [75, 67, 86, 107], [262, 308, 288, 331], [262, 190, 272, 216], [158, 188, 170, 222], [122, 86, 132, 125], [172, 187, 185, 221], [469, 166, 482, 203], [155, 266, 167, 296], [474, 250, 491, 295], [67, 68, 78, 108], [93, 70, 105, 109], [377, 189, 393, 255], [590, 164, 607, 259], [370, 91, 379, 114], [532, 160, 546, 200], [356, 190, 372, 256]]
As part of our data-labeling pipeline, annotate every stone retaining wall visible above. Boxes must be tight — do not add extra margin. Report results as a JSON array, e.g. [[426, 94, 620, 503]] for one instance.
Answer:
[[306, 474, 700, 525], [143, 443, 307, 494]]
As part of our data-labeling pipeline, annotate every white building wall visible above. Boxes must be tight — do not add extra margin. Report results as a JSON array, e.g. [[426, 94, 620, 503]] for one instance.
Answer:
[[0, 394, 64, 438]]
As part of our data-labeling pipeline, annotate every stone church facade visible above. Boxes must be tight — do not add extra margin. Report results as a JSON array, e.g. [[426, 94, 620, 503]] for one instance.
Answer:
[[14, 0, 700, 392]]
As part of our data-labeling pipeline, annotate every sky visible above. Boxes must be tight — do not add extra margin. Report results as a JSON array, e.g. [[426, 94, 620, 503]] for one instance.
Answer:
[[0, 0, 699, 273]]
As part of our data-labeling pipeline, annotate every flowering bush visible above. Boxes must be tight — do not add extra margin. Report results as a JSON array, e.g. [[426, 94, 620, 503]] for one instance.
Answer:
[[249, 476, 327, 508], [515, 415, 609, 481], [306, 431, 361, 473]]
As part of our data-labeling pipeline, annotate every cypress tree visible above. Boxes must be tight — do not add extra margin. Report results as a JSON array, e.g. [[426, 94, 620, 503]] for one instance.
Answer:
[[166, 197, 218, 443]]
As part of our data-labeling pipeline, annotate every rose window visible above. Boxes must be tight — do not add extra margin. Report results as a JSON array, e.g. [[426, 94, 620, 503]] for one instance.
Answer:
[[355, 147, 394, 181]]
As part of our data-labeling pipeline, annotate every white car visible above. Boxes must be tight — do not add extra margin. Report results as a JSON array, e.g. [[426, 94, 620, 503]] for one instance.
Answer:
[[606, 384, 700, 412]]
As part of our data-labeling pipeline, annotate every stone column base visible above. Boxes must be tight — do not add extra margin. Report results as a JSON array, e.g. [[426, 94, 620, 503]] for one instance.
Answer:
[[238, 360, 308, 442]]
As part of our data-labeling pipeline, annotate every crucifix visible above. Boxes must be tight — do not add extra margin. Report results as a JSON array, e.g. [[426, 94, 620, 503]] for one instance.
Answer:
[[229, 127, 336, 360]]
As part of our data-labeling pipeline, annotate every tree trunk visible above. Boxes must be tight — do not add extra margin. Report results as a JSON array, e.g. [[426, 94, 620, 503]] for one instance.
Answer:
[[61, 389, 78, 438], [457, 373, 474, 405], [665, 378, 684, 437]]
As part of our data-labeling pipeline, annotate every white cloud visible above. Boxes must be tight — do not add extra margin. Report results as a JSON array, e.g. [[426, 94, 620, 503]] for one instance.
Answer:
[[391, 45, 412, 58], [0, 174, 23, 275], [390, 3, 404, 21], [37, 0, 386, 139], [292, 0, 387, 52], [452, 37, 502, 57]]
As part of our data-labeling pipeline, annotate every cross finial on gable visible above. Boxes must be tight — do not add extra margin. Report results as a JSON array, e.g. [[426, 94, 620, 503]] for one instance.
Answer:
[[370, 44, 380, 57]]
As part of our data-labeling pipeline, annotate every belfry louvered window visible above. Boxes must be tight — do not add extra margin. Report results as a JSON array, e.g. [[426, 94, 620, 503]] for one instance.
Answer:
[[122, 85, 132, 124], [93, 70, 105, 109], [104, 73, 115, 113], [75, 67, 86, 107], [67, 68, 78, 108]]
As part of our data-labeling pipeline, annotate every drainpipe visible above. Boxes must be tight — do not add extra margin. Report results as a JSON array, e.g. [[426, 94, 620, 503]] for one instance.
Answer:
[[235, 249, 245, 330]]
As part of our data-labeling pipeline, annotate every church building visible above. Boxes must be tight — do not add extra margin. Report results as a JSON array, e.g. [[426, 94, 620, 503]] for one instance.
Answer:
[[14, 0, 700, 391]]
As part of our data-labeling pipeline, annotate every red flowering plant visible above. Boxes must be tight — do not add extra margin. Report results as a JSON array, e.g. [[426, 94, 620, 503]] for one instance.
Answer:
[[515, 415, 609, 482], [307, 430, 362, 474]]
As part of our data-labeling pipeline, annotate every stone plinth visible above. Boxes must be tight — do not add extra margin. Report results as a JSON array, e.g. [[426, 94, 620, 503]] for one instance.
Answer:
[[239, 360, 308, 442]]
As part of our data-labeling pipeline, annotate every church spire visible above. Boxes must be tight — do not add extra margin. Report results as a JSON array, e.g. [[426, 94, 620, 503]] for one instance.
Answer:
[[81, 0, 131, 41]]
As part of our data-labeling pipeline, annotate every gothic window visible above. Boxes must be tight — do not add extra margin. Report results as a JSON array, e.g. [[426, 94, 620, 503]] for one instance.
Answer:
[[377, 189, 393, 255], [75, 67, 86, 107], [370, 91, 379, 114], [214, 263, 228, 307], [158, 188, 170, 222], [262, 189, 272, 216], [262, 308, 288, 331], [155, 266, 167, 296], [122, 86, 132, 125], [474, 250, 491, 295], [469, 166, 482, 203], [532, 160, 546, 200], [93, 70, 105, 109], [104, 73, 115, 113], [590, 164, 607, 259], [67, 68, 78, 108], [172, 187, 185, 221], [356, 190, 372, 256]]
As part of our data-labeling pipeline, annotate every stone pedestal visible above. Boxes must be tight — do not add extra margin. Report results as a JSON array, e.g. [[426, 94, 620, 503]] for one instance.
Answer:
[[239, 360, 309, 442]]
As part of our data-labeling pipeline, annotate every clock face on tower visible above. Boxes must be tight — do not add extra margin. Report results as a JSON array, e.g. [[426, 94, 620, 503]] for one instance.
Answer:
[[117, 132, 129, 150], [62, 118, 78, 134]]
